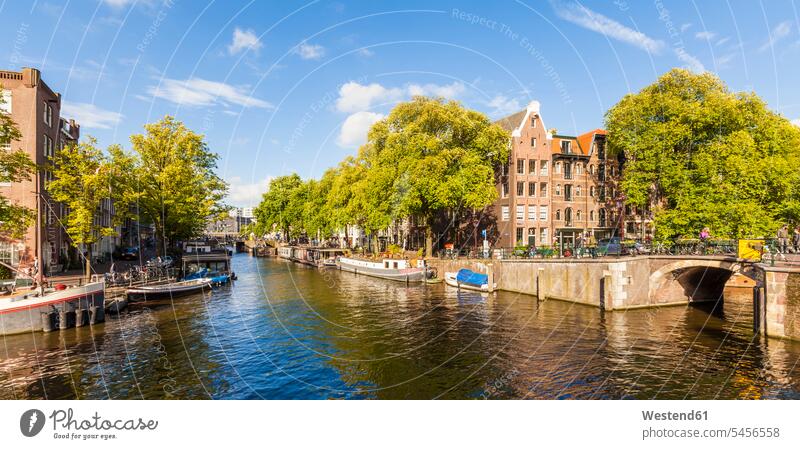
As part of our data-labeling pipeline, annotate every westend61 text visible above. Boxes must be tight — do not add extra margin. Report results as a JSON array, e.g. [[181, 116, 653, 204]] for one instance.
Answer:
[[50, 409, 159, 431], [642, 410, 708, 421]]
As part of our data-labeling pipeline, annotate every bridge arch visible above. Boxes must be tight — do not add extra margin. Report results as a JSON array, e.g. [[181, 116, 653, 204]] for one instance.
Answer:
[[649, 258, 747, 304]]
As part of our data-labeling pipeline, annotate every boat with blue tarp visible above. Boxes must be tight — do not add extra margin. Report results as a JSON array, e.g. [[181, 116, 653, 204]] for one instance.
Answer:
[[444, 269, 496, 292]]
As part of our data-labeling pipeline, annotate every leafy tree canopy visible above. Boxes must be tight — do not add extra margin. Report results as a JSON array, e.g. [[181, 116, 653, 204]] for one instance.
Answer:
[[605, 69, 800, 239], [0, 85, 35, 239]]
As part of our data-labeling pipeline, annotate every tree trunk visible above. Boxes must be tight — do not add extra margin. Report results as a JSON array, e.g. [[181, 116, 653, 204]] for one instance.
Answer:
[[85, 246, 92, 281], [425, 227, 433, 258]]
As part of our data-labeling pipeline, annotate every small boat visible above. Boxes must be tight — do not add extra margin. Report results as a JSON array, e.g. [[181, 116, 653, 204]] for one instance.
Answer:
[[0, 282, 105, 335], [444, 269, 496, 292], [337, 256, 431, 283], [126, 278, 212, 301], [104, 296, 128, 314], [208, 272, 230, 286]]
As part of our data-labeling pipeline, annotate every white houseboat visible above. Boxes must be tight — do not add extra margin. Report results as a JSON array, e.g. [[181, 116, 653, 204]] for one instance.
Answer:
[[337, 257, 430, 283]]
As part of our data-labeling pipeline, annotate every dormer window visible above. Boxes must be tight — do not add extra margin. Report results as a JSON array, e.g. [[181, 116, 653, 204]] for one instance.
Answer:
[[561, 140, 572, 154]]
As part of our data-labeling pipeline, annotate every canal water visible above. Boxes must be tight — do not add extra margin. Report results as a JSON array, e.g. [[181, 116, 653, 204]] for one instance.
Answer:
[[2, 254, 799, 400]]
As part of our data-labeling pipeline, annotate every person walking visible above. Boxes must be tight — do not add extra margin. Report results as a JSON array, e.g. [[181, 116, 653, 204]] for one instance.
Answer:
[[587, 231, 597, 258], [793, 226, 800, 253], [777, 224, 789, 254]]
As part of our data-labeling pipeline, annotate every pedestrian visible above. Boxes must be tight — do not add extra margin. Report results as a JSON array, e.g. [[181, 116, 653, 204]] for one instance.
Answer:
[[575, 233, 584, 258], [587, 231, 597, 258], [793, 226, 800, 253], [777, 224, 789, 253], [699, 227, 711, 241]]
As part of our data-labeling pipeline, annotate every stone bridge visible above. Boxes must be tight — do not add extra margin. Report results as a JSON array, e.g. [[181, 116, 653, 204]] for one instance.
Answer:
[[427, 255, 800, 340]]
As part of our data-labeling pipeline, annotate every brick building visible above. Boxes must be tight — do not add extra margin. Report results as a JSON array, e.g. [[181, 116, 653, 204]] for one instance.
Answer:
[[0, 67, 78, 273], [493, 101, 620, 250]]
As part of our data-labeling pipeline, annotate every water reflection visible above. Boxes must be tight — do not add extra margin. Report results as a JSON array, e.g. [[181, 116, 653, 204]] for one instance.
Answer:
[[1, 255, 799, 399]]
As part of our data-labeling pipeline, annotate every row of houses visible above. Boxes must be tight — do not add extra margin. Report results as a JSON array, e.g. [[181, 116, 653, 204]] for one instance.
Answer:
[[0, 67, 142, 274]]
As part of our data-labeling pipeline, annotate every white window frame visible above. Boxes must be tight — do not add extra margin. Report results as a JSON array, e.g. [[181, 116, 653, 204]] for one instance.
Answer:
[[539, 206, 547, 221], [516, 205, 524, 220], [539, 160, 548, 176], [501, 206, 509, 221], [527, 205, 536, 221]]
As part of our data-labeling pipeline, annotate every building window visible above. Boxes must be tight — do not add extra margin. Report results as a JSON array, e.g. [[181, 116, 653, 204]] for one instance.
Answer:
[[576, 186, 581, 197], [517, 181, 524, 196], [517, 158, 525, 174], [539, 206, 547, 221], [516, 227, 524, 244], [531, 137, 537, 147], [555, 184, 561, 196], [565, 208, 573, 226], [540, 228, 548, 244], [43, 134, 53, 158], [516, 205, 524, 220], [589, 164, 595, 175], [589, 186, 595, 197], [502, 163, 509, 176], [540, 183, 547, 197], [575, 163, 583, 175], [531, 116, 537, 128], [590, 210, 595, 221], [554, 161, 561, 174], [502, 182, 509, 198], [528, 182, 536, 196], [501, 206, 509, 221], [528, 227, 536, 244], [564, 162, 572, 179], [43, 101, 53, 127], [561, 140, 571, 154], [539, 160, 548, 176], [564, 184, 572, 201], [599, 208, 606, 226], [555, 209, 561, 221], [576, 210, 582, 221], [528, 159, 535, 174], [528, 205, 536, 220]]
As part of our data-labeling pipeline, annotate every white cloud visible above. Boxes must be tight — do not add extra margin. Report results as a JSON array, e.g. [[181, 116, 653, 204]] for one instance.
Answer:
[[294, 41, 325, 60], [337, 111, 384, 148], [759, 21, 792, 52], [335, 82, 403, 113], [228, 28, 262, 55], [716, 37, 731, 46], [226, 176, 270, 207], [146, 78, 272, 108], [487, 95, 522, 117], [554, 2, 665, 54], [792, 119, 800, 127], [61, 102, 123, 129], [102, 0, 134, 7], [680, 23, 692, 33], [695, 31, 716, 40], [674, 48, 705, 72], [408, 82, 465, 98], [335, 81, 465, 113], [357, 48, 374, 57]]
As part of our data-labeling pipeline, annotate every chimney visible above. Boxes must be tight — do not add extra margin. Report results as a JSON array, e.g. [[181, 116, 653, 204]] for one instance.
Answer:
[[22, 67, 40, 88]]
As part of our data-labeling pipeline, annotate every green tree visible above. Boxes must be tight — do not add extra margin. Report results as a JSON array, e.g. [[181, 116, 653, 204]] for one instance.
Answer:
[[254, 174, 303, 239], [126, 116, 228, 254], [0, 86, 36, 238], [606, 69, 800, 240], [47, 138, 115, 278], [360, 97, 510, 256]]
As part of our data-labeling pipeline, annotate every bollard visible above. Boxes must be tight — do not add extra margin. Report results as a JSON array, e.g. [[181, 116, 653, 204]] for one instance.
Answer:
[[41, 312, 56, 332], [487, 263, 494, 293]]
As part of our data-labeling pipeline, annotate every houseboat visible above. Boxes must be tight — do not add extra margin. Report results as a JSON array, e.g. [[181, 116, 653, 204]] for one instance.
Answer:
[[182, 239, 234, 280], [337, 256, 431, 283], [278, 246, 348, 267]]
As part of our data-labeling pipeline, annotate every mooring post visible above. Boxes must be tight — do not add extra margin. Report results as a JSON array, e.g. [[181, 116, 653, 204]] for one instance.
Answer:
[[487, 263, 494, 293]]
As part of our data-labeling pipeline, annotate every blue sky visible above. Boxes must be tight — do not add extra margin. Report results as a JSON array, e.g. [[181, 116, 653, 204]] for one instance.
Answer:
[[1, 0, 799, 207]]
